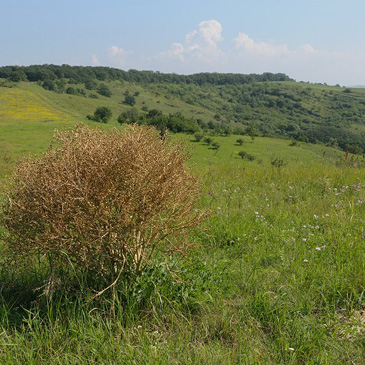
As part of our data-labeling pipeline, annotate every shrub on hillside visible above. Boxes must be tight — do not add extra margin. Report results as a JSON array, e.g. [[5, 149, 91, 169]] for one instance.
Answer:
[[1, 124, 204, 283], [238, 150, 255, 160], [193, 132, 204, 142], [211, 141, 220, 151], [97, 83, 112, 97], [204, 137, 214, 145], [93, 106, 112, 123]]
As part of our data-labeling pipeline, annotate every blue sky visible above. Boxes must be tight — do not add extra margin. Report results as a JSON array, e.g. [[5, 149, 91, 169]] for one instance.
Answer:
[[1, 0, 365, 85]]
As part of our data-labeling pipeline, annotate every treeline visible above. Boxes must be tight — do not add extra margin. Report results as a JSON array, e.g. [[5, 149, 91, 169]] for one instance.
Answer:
[[0, 64, 292, 86], [118, 108, 245, 136], [92, 106, 246, 136], [149, 82, 365, 154], [1, 64, 364, 154], [118, 109, 201, 134]]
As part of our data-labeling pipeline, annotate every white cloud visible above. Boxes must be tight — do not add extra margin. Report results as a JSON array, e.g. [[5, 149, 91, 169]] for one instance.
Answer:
[[107, 46, 132, 67], [153, 20, 346, 84], [233, 33, 289, 57], [164, 42, 186, 61], [158, 19, 224, 65], [93, 20, 358, 85], [196, 19, 223, 51], [296, 44, 317, 54]]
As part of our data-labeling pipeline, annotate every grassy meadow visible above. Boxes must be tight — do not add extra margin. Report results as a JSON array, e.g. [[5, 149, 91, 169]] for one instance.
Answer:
[[0, 82, 364, 364]]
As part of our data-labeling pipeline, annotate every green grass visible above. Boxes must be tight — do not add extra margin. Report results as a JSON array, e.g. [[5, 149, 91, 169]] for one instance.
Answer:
[[0, 85, 364, 363], [1, 161, 364, 363]]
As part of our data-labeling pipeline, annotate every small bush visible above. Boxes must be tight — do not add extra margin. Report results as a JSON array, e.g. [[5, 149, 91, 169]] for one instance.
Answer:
[[97, 83, 112, 97], [211, 141, 220, 150], [93, 106, 112, 123], [204, 137, 214, 145], [194, 132, 204, 142], [238, 150, 255, 160], [1, 124, 204, 283], [271, 157, 285, 168]]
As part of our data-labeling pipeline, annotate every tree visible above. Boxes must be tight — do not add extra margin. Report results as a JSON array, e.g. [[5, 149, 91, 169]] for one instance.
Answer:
[[238, 150, 246, 159], [42, 79, 56, 91], [97, 83, 112, 97], [194, 132, 204, 142], [207, 121, 216, 130], [238, 151, 255, 160], [94, 106, 112, 123], [66, 86, 77, 95], [123, 90, 136, 106], [84, 79, 98, 90], [211, 141, 220, 150], [118, 108, 139, 124], [246, 124, 258, 143], [2, 124, 204, 283], [204, 137, 214, 145], [8, 70, 27, 82]]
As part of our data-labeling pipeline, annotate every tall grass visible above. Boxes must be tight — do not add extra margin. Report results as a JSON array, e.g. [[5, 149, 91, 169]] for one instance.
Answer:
[[0, 136, 364, 363]]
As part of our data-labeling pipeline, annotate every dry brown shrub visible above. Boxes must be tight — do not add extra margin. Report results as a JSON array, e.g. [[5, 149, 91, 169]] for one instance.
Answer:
[[2, 124, 204, 279]]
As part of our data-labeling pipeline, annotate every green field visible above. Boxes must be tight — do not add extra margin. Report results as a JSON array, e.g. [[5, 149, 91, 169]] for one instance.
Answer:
[[0, 79, 364, 364]]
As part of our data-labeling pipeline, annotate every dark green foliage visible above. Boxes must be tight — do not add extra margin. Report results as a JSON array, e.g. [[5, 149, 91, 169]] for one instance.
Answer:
[[118, 108, 139, 124], [221, 124, 232, 136], [236, 138, 245, 145], [204, 137, 214, 145], [118, 108, 201, 134], [8, 70, 27, 82], [194, 132, 204, 142], [65, 86, 86, 97], [0, 64, 293, 86], [84, 79, 98, 90], [207, 121, 216, 130], [211, 141, 221, 150], [271, 157, 285, 167], [66, 87, 77, 95], [97, 83, 112, 97], [238, 150, 255, 160], [55, 79, 66, 93], [42, 79, 56, 91], [123, 90, 136, 106], [93, 106, 112, 123]]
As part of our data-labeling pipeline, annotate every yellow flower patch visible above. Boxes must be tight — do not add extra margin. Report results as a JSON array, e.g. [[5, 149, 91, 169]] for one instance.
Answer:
[[0, 88, 67, 121]]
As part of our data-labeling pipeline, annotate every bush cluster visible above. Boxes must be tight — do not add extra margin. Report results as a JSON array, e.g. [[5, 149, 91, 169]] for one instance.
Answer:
[[2, 124, 204, 281]]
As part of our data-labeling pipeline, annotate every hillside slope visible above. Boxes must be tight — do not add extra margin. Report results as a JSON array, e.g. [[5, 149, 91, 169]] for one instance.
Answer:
[[1, 65, 365, 157]]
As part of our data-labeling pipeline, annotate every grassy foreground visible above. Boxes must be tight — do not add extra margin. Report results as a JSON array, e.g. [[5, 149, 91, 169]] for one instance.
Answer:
[[0, 129, 364, 363]]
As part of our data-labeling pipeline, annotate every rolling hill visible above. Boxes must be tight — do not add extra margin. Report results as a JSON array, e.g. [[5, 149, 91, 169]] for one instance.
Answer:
[[1, 65, 365, 179]]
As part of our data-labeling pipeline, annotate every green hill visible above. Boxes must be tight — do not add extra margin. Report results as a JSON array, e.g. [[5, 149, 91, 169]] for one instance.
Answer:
[[1, 65, 365, 155], [1, 65, 365, 179], [0, 67, 364, 364]]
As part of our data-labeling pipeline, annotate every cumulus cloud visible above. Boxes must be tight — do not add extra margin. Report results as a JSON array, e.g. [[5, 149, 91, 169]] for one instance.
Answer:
[[158, 19, 224, 65], [228, 34, 344, 83], [94, 19, 353, 84], [195, 19, 223, 51], [233, 33, 289, 57], [107, 46, 132, 66], [154, 19, 343, 83]]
